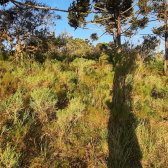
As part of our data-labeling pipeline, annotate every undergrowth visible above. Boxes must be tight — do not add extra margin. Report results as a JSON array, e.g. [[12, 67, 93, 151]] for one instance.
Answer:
[[0, 53, 167, 168]]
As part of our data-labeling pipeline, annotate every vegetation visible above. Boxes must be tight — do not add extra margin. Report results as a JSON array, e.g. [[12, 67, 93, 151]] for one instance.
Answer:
[[0, 37, 167, 167], [0, 0, 168, 168]]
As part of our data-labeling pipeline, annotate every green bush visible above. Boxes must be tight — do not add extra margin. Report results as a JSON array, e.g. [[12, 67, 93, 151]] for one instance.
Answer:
[[146, 58, 164, 75], [30, 88, 58, 123]]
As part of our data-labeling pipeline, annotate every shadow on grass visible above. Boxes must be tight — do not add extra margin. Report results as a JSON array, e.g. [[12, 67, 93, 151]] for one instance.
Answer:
[[107, 51, 142, 168]]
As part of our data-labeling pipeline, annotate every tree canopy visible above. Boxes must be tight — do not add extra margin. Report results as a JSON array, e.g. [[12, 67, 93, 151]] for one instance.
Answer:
[[0, 0, 59, 61], [0, 0, 167, 66], [68, 0, 149, 48]]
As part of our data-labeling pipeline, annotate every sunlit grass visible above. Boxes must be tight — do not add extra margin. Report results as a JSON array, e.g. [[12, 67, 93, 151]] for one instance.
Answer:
[[0, 55, 168, 167]]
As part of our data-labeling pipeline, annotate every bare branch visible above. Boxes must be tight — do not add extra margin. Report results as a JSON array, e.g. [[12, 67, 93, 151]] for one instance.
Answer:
[[121, 2, 138, 15], [90, 4, 108, 12], [120, 10, 139, 23], [6, 33, 17, 49], [83, 28, 106, 31], [11, 0, 70, 12], [98, 31, 107, 39]]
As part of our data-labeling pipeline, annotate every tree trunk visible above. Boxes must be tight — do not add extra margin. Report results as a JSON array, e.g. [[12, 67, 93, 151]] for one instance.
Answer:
[[20, 52, 23, 63], [117, 13, 121, 47], [115, 8, 121, 53], [164, 0, 168, 74]]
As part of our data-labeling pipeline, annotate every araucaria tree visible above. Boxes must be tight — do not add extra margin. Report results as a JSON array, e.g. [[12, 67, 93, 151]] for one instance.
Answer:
[[152, 0, 168, 73], [0, 0, 58, 62], [68, 0, 148, 48], [139, 0, 168, 73], [91, 0, 134, 47]]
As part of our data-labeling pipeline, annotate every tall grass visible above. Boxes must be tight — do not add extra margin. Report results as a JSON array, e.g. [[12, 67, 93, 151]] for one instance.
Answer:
[[0, 54, 167, 167]]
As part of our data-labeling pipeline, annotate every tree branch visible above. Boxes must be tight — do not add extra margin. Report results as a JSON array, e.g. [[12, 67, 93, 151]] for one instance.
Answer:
[[98, 31, 107, 39], [121, 2, 138, 15], [90, 4, 108, 12], [6, 33, 17, 49], [83, 28, 106, 31], [92, 16, 114, 23], [11, 0, 70, 12]]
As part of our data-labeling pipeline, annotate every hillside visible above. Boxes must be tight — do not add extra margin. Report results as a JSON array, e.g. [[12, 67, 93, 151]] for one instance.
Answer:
[[0, 46, 168, 167]]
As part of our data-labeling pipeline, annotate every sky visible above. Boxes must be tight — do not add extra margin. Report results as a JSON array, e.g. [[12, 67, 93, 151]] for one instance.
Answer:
[[3, 0, 165, 51], [40, 0, 113, 44]]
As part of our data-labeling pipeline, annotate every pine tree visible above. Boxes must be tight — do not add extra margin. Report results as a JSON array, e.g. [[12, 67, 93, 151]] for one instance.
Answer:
[[0, 0, 57, 62], [68, 0, 148, 48], [140, 0, 168, 74], [152, 0, 168, 74]]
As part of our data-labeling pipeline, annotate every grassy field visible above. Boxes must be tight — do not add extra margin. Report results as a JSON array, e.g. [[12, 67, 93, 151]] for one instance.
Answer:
[[0, 51, 168, 167]]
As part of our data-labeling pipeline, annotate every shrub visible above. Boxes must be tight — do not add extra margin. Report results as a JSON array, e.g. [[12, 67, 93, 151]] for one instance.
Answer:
[[0, 145, 21, 168], [57, 97, 85, 127], [1, 72, 19, 97], [30, 88, 58, 123], [0, 88, 24, 117]]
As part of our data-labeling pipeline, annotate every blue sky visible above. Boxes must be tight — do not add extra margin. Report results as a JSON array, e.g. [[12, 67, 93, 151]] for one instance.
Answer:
[[4, 0, 165, 51]]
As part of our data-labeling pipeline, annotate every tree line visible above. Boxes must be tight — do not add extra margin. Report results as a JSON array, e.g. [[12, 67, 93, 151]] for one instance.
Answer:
[[0, 0, 167, 71]]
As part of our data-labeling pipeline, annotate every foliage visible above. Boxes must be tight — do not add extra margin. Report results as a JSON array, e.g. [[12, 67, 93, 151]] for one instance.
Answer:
[[68, 0, 149, 47], [0, 34, 168, 168], [0, 0, 59, 62], [30, 88, 58, 123]]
